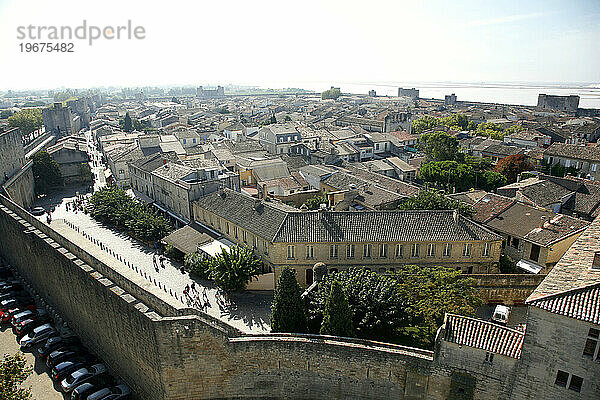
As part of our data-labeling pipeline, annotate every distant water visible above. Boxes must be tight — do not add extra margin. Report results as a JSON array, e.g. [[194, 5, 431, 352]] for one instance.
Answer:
[[276, 81, 600, 109]]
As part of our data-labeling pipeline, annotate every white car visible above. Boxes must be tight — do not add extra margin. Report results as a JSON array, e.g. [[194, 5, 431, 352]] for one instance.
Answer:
[[19, 323, 56, 348], [61, 363, 108, 393], [492, 305, 511, 325]]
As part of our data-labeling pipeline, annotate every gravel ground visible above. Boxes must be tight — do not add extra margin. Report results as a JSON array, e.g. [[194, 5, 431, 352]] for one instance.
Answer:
[[0, 324, 66, 400]]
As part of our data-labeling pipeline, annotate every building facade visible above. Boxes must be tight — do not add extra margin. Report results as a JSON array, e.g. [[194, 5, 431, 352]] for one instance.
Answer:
[[192, 189, 502, 287]]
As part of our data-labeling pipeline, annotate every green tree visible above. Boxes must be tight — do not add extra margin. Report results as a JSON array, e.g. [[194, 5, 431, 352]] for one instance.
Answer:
[[8, 109, 42, 135], [270, 114, 277, 124], [412, 115, 440, 134], [271, 267, 307, 333], [494, 154, 532, 183], [88, 185, 172, 242], [0, 352, 32, 400], [302, 194, 327, 210], [478, 170, 507, 191], [417, 131, 459, 161], [321, 88, 341, 100], [31, 151, 63, 194], [0, 109, 14, 119], [398, 189, 474, 218], [184, 251, 212, 279], [208, 245, 261, 291], [308, 268, 406, 341], [475, 122, 505, 139], [122, 112, 133, 132], [393, 264, 482, 345], [320, 280, 353, 337], [419, 160, 475, 192]]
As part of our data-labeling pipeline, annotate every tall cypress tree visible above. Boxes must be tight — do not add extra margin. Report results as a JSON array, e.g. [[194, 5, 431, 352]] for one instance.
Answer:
[[320, 280, 353, 337], [271, 267, 307, 333]]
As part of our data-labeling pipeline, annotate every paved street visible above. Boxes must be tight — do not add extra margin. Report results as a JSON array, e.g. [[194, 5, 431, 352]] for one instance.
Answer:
[[0, 325, 66, 400], [31, 130, 272, 333]]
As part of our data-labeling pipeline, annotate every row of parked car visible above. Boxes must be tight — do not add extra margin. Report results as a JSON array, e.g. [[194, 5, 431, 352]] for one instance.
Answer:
[[0, 264, 131, 400]]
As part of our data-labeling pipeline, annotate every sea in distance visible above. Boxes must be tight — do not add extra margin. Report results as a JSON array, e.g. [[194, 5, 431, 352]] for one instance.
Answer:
[[263, 81, 600, 109]]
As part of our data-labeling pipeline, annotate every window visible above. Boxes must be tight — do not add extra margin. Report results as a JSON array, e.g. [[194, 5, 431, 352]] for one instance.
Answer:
[[379, 244, 387, 258], [443, 243, 452, 257], [306, 245, 314, 259], [411, 243, 420, 258], [555, 370, 569, 387], [243, 231, 247, 243], [583, 327, 600, 360], [482, 242, 490, 257], [363, 244, 372, 258], [427, 243, 435, 258], [264, 241, 269, 255], [485, 352, 494, 363], [569, 375, 583, 392], [287, 245, 295, 259], [530, 243, 540, 262], [225, 222, 229, 235], [347, 244, 355, 259], [592, 163, 597, 172], [395, 244, 404, 258], [330, 244, 338, 259], [253, 236, 258, 248], [511, 237, 520, 249], [234, 226, 238, 239], [463, 243, 472, 257]]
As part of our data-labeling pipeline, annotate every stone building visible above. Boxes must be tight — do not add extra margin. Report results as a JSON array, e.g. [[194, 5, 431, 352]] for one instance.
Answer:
[[543, 142, 600, 180], [537, 94, 579, 113], [0, 127, 34, 208], [129, 153, 240, 224], [46, 137, 91, 185], [445, 93, 457, 106], [258, 123, 302, 155], [454, 192, 589, 274], [192, 189, 502, 287], [335, 111, 412, 134], [42, 102, 74, 136], [398, 87, 419, 99], [196, 85, 225, 99]]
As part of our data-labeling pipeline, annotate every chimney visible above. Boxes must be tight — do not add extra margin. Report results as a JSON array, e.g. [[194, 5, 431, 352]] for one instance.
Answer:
[[453, 209, 459, 222], [592, 252, 600, 270]]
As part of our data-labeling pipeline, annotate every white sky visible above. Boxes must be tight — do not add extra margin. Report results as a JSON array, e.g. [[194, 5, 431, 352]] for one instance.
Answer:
[[0, 0, 598, 90]]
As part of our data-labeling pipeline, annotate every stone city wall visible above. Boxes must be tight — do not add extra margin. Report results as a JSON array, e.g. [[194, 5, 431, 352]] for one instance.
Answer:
[[0, 195, 448, 400], [468, 274, 545, 304]]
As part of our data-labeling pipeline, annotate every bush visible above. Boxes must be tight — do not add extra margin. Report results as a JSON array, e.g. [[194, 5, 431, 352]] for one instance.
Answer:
[[88, 185, 172, 243], [164, 244, 184, 263], [184, 251, 211, 279]]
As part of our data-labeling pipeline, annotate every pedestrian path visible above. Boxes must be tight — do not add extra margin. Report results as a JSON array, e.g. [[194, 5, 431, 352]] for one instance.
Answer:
[[36, 196, 271, 334]]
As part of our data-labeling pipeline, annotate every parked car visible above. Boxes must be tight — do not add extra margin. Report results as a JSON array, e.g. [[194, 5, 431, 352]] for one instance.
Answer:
[[87, 384, 131, 400], [31, 207, 46, 216], [71, 382, 110, 400], [15, 317, 51, 339], [38, 336, 80, 359], [61, 364, 108, 393], [1, 306, 31, 323], [0, 291, 29, 302], [0, 282, 24, 293], [19, 323, 56, 348], [1, 297, 35, 313], [52, 360, 87, 382], [47, 347, 87, 369], [11, 309, 48, 328]]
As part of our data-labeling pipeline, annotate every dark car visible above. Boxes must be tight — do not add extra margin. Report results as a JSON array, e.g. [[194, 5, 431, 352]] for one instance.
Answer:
[[61, 364, 108, 393], [52, 360, 87, 382], [0, 291, 29, 302], [71, 382, 108, 400], [87, 384, 131, 400], [1, 306, 30, 323], [11, 309, 48, 328], [47, 347, 87, 369], [38, 336, 80, 359], [19, 323, 56, 348], [15, 317, 51, 339], [1, 297, 35, 312], [31, 207, 46, 216], [0, 282, 24, 293]]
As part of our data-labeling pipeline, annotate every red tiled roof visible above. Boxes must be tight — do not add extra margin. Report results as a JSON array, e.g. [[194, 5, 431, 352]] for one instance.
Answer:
[[443, 314, 524, 358], [527, 283, 600, 325]]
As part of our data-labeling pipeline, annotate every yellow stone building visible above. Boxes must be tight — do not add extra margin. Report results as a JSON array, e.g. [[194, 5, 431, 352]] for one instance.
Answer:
[[192, 189, 503, 287]]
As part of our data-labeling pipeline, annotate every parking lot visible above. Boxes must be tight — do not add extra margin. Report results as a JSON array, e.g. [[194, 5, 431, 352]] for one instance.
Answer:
[[0, 324, 64, 399]]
